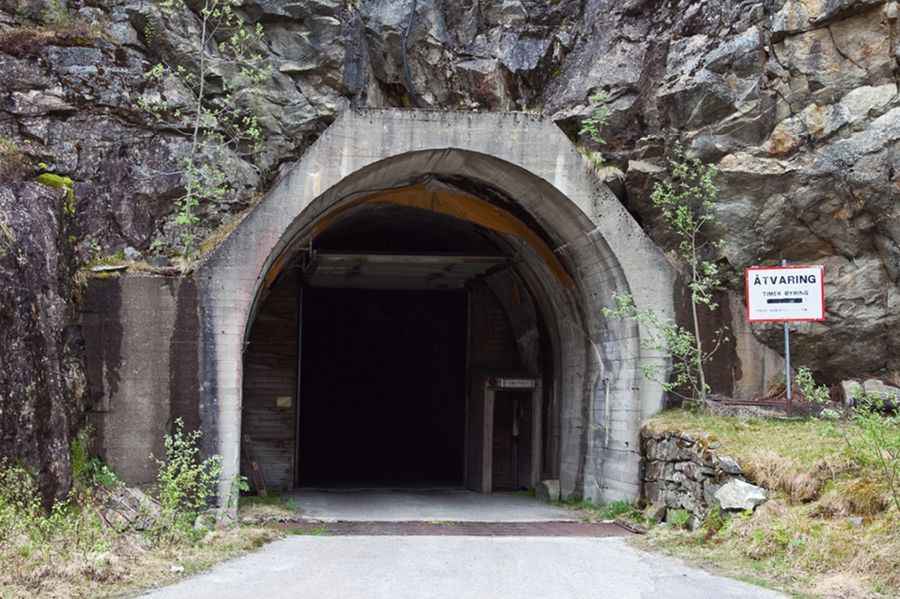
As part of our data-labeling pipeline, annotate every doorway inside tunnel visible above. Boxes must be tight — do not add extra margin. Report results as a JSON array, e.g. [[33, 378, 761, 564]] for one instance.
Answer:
[[297, 287, 467, 487]]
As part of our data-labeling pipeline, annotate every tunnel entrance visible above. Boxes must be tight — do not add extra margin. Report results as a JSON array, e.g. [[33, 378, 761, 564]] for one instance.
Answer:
[[197, 112, 676, 509], [298, 287, 467, 487], [241, 198, 558, 493]]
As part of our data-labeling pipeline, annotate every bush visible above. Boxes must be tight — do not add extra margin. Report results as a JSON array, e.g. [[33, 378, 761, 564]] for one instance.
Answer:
[[152, 419, 222, 542], [796, 367, 830, 405], [0, 460, 42, 543], [71, 426, 120, 491], [668, 509, 692, 529], [601, 499, 634, 519]]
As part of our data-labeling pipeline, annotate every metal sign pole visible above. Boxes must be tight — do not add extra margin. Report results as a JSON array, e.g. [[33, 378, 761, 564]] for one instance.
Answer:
[[782, 258, 792, 413]]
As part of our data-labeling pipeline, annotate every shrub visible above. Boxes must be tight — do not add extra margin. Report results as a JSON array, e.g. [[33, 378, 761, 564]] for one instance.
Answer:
[[71, 426, 120, 490], [845, 390, 900, 512], [668, 509, 691, 529], [152, 419, 222, 543], [796, 367, 830, 405], [0, 460, 42, 543]]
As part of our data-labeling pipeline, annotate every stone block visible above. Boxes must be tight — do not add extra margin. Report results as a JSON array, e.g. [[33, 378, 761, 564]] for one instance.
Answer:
[[716, 455, 743, 475], [535, 479, 560, 503], [715, 479, 767, 511], [644, 460, 665, 481]]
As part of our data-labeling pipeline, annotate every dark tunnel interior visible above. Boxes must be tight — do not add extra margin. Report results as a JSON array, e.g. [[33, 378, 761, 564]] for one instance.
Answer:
[[297, 287, 468, 487]]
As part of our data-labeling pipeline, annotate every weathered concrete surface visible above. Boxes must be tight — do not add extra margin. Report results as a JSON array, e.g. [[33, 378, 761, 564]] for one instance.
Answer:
[[195, 109, 677, 508], [82, 274, 199, 485], [288, 490, 577, 523], [141, 536, 786, 599]]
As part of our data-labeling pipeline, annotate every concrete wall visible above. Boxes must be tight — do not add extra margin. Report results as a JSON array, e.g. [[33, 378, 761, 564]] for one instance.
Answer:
[[194, 109, 678, 509], [82, 274, 198, 485]]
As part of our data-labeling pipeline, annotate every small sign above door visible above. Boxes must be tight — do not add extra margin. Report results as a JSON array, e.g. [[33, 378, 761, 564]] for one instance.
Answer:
[[490, 377, 538, 389]]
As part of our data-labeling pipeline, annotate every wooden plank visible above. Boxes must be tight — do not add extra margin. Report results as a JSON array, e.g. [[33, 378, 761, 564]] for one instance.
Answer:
[[240, 269, 299, 491]]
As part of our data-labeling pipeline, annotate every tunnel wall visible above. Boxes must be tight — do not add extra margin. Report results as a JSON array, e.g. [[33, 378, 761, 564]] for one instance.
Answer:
[[81, 274, 199, 485], [193, 109, 678, 509]]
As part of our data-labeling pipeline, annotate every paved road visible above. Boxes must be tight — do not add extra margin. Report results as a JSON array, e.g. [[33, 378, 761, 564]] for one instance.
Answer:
[[287, 489, 577, 522], [142, 535, 785, 599]]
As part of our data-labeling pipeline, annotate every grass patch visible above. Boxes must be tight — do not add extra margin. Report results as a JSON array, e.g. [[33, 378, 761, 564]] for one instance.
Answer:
[[0, 426, 283, 598], [556, 498, 647, 525], [238, 493, 300, 523], [0, 466, 281, 598], [640, 409, 900, 597]]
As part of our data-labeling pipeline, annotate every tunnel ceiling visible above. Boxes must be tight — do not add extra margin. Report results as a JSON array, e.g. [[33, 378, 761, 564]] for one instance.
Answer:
[[313, 203, 503, 255], [304, 203, 510, 290]]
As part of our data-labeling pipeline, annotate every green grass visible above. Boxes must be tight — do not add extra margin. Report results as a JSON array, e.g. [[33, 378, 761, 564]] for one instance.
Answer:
[[639, 410, 900, 598], [556, 497, 646, 524]]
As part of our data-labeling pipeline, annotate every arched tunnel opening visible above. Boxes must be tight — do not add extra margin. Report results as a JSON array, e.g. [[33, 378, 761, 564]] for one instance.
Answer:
[[240, 183, 563, 493]]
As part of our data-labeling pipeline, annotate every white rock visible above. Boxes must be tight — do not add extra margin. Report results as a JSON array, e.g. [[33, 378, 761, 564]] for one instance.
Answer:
[[714, 479, 767, 511], [840, 84, 897, 123], [841, 380, 863, 405], [862, 379, 900, 403]]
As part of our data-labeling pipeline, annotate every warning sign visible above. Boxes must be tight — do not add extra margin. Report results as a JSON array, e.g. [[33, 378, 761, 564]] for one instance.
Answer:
[[746, 265, 825, 323]]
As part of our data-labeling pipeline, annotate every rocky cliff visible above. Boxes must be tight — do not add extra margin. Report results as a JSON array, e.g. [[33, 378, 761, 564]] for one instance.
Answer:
[[1, 0, 898, 500]]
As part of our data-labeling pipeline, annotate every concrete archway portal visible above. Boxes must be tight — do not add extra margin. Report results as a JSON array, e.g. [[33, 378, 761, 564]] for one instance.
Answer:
[[195, 110, 675, 508]]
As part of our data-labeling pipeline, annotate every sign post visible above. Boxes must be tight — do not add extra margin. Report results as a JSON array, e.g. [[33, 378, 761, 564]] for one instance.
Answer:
[[746, 262, 826, 413], [781, 259, 792, 409]]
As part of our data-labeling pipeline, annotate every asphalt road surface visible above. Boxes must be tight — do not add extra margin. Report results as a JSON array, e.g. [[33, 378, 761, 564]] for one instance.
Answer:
[[142, 535, 785, 599]]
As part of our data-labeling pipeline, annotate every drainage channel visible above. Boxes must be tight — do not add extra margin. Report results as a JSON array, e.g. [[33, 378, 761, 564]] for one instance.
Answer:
[[279, 521, 633, 537]]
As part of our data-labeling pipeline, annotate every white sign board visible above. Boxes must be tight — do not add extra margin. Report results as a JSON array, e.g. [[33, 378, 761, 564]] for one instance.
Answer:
[[490, 377, 537, 389], [746, 265, 825, 323]]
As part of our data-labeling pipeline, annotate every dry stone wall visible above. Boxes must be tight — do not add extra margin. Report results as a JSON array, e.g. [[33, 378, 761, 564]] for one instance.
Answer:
[[642, 427, 766, 523]]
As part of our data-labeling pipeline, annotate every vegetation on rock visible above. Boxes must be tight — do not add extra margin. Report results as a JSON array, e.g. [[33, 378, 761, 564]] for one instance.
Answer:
[[140, 0, 268, 254], [642, 409, 900, 597], [604, 149, 725, 404], [0, 423, 274, 598]]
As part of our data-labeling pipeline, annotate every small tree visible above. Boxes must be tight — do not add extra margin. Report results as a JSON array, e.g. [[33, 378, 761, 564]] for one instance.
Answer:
[[650, 147, 723, 402], [140, 0, 268, 254], [604, 147, 724, 404]]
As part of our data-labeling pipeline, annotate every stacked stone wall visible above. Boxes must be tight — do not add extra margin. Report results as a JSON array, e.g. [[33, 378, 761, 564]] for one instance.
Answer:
[[641, 428, 747, 521]]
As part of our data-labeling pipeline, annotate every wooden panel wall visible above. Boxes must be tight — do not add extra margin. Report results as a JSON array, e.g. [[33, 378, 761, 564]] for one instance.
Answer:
[[467, 282, 521, 372], [241, 271, 299, 491]]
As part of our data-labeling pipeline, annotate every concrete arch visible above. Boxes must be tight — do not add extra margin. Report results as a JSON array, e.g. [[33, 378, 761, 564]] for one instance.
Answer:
[[194, 109, 676, 508]]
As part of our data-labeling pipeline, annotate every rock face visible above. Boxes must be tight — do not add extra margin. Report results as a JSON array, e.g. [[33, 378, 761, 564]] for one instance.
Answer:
[[0, 182, 86, 505], [1, 0, 899, 496]]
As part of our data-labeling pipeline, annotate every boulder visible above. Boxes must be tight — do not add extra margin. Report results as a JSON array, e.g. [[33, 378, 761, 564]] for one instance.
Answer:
[[862, 379, 900, 404], [715, 479, 768, 511], [97, 485, 161, 531]]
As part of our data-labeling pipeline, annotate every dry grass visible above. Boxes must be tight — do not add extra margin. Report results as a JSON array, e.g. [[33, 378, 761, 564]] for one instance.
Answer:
[[641, 410, 900, 597], [0, 524, 279, 598], [0, 137, 30, 183], [0, 22, 97, 58]]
